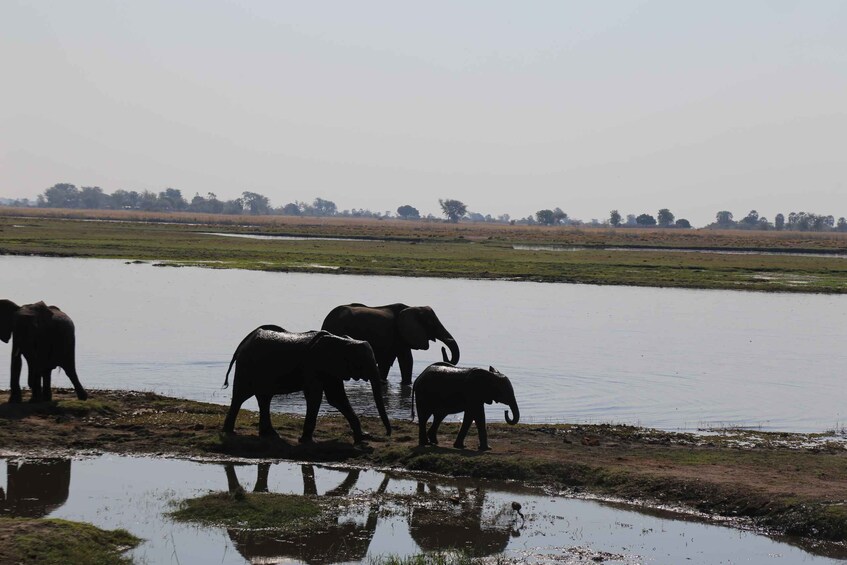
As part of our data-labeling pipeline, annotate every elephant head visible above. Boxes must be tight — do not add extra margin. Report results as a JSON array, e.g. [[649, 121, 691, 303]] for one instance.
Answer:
[[0, 299, 20, 343], [476, 367, 520, 425], [311, 333, 392, 437], [397, 306, 460, 365]]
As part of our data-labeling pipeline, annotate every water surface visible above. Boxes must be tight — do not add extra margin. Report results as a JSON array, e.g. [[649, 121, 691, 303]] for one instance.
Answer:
[[1, 256, 845, 432], [1, 455, 844, 564]]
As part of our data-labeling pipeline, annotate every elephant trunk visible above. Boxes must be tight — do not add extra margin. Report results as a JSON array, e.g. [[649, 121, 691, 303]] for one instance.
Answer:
[[438, 331, 460, 365], [370, 373, 392, 436], [504, 399, 520, 425]]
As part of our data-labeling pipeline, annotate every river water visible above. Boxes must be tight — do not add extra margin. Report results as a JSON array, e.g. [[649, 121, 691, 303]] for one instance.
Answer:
[[1, 455, 844, 564], [1, 256, 846, 432]]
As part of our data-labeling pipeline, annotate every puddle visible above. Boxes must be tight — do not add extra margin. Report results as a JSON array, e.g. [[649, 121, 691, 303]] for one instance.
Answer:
[[512, 244, 847, 259], [204, 232, 373, 242], [1, 456, 844, 564]]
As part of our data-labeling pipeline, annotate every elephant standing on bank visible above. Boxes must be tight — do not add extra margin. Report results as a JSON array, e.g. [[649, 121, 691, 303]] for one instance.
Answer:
[[222, 325, 391, 444], [321, 303, 460, 385], [413, 362, 519, 451], [0, 300, 88, 403]]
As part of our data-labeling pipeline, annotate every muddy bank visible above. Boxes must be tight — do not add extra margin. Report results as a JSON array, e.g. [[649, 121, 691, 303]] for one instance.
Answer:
[[1, 389, 846, 544]]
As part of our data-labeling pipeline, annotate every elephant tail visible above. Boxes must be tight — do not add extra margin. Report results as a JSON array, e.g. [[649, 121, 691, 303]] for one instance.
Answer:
[[223, 324, 286, 388]]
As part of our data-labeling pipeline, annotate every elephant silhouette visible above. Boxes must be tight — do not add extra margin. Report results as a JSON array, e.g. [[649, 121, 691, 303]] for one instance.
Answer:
[[0, 459, 71, 518], [408, 482, 520, 557], [223, 463, 389, 565]]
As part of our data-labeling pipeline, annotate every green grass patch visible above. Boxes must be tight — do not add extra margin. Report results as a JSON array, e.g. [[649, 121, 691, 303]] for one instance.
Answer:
[[0, 517, 140, 565], [169, 491, 323, 530]]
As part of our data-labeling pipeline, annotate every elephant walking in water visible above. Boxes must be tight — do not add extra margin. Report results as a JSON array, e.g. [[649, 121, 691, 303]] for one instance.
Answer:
[[0, 300, 88, 403], [413, 362, 519, 451], [321, 303, 460, 385], [222, 325, 391, 444]]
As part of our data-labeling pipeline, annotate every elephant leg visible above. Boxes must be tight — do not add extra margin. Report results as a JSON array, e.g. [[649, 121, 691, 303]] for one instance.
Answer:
[[454, 412, 474, 450], [323, 379, 365, 443], [256, 393, 277, 437], [224, 464, 242, 492], [222, 388, 251, 434], [28, 364, 43, 403], [474, 408, 490, 451], [62, 356, 88, 400], [377, 353, 394, 381], [397, 348, 414, 385], [254, 463, 270, 492], [429, 411, 448, 446], [417, 409, 432, 446], [299, 383, 323, 444], [9, 350, 23, 403], [302, 465, 317, 495], [42, 370, 52, 402]]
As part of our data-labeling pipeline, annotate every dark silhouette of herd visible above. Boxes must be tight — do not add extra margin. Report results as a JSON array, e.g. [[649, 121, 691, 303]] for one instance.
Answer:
[[1, 298, 520, 451]]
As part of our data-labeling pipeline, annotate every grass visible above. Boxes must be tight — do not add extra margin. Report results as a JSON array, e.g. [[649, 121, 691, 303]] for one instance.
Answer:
[[2, 211, 847, 293], [169, 491, 323, 531], [0, 517, 140, 565]]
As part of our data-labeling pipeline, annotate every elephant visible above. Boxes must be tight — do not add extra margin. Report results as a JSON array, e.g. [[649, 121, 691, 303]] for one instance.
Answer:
[[321, 303, 460, 385], [222, 325, 391, 444], [0, 299, 88, 403], [0, 459, 71, 518], [409, 483, 518, 557], [412, 362, 519, 451], [222, 462, 390, 565]]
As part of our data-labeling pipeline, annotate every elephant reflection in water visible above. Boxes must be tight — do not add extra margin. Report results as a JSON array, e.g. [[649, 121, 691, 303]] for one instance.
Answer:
[[0, 459, 71, 518], [223, 463, 389, 565], [409, 482, 521, 558]]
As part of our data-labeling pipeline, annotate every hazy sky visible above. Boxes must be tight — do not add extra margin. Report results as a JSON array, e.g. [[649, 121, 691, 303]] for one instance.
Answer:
[[1, 1, 845, 226]]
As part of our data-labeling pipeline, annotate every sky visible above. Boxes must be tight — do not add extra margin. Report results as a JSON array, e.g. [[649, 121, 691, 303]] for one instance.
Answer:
[[1, 1, 845, 226]]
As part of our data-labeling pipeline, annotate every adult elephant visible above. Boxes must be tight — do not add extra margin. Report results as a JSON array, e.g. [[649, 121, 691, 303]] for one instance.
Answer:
[[413, 362, 519, 451], [321, 303, 460, 385], [222, 325, 391, 444], [0, 300, 88, 403]]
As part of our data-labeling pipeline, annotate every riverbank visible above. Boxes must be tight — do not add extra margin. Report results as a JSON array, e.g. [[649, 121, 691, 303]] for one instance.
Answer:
[[2, 211, 847, 293], [1, 389, 845, 546]]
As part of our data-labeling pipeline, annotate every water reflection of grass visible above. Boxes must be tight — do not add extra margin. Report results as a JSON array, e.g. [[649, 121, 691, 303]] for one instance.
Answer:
[[2, 214, 847, 292], [169, 491, 324, 531]]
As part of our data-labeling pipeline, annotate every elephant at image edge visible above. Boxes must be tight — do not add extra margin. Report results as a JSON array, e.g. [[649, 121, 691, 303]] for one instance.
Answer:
[[0, 299, 88, 403], [413, 362, 519, 451], [321, 303, 460, 385], [222, 325, 391, 443]]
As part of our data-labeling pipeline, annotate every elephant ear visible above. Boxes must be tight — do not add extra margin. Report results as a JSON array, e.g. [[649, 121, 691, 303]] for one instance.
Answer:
[[398, 308, 429, 350], [472, 369, 496, 404], [0, 299, 19, 343]]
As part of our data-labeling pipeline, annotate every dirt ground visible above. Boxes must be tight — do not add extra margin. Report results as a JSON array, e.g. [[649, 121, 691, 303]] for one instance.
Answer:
[[1, 389, 846, 544]]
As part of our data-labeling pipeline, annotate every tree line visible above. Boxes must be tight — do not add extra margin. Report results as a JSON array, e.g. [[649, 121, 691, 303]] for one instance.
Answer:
[[3, 184, 847, 231]]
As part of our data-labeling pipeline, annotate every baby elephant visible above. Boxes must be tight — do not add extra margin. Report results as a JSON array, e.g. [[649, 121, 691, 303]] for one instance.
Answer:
[[413, 362, 519, 451]]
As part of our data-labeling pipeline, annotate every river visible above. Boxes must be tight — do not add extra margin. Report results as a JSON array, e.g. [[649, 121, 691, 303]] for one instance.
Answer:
[[1, 256, 845, 432]]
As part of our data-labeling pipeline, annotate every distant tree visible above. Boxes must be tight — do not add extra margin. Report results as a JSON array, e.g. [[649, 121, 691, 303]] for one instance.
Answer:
[[397, 205, 420, 219], [757, 217, 771, 230], [837, 217, 847, 232], [774, 213, 785, 231], [535, 209, 556, 225], [636, 213, 657, 226], [110, 189, 139, 209], [439, 199, 467, 223], [740, 210, 759, 227], [280, 202, 301, 216], [312, 197, 337, 216], [675, 218, 691, 228], [41, 183, 79, 208], [467, 212, 486, 222], [242, 191, 271, 215], [552, 207, 568, 225], [498, 213, 511, 223], [609, 210, 621, 227], [715, 210, 734, 228], [222, 198, 244, 215], [625, 214, 637, 226], [79, 186, 109, 209], [657, 208, 675, 227], [158, 188, 187, 211], [138, 190, 159, 211]]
